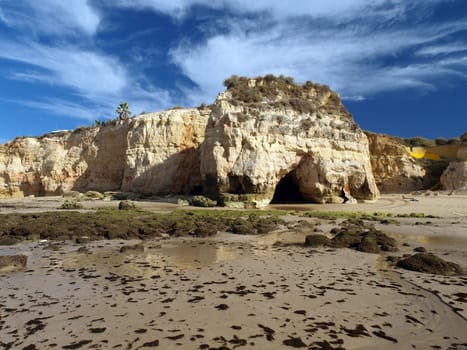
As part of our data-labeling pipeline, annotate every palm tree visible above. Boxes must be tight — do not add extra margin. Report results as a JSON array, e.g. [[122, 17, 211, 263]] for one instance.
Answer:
[[116, 102, 131, 120]]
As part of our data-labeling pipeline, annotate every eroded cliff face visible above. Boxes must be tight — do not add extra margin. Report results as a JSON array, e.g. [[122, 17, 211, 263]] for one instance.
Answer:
[[122, 109, 210, 194], [0, 108, 209, 198], [201, 77, 378, 207], [440, 140, 467, 191], [365, 132, 429, 193], [0, 76, 380, 206]]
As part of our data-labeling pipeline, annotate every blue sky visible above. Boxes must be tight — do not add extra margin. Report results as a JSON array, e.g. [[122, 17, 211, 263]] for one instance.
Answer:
[[0, 0, 466, 143]]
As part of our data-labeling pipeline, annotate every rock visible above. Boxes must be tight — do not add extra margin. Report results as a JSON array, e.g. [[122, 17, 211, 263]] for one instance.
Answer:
[[304, 234, 331, 247], [84, 190, 104, 200], [119, 243, 144, 253], [0, 255, 27, 272], [177, 198, 190, 206], [75, 236, 93, 244], [0, 109, 209, 198], [62, 191, 83, 198], [357, 233, 381, 253], [366, 132, 430, 193], [441, 161, 467, 191], [59, 199, 83, 209], [327, 222, 397, 253], [202, 77, 378, 207], [190, 195, 217, 207], [396, 253, 463, 276], [413, 246, 427, 253], [0, 76, 379, 206], [119, 200, 136, 210]]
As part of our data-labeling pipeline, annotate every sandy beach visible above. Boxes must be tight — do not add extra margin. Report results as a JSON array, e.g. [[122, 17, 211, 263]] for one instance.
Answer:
[[1, 192, 466, 349]]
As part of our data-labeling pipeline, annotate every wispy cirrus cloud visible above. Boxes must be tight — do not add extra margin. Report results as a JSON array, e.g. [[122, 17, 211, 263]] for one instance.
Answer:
[[1, 0, 466, 127], [416, 43, 467, 57], [0, 37, 173, 119], [113, 0, 407, 20], [170, 14, 467, 103], [0, 40, 128, 96], [0, 0, 100, 36], [110, 0, 466, 103]]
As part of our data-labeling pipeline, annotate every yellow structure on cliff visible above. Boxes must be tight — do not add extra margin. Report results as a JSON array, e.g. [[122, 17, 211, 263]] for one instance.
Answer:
[[408, 144, 461, 161]]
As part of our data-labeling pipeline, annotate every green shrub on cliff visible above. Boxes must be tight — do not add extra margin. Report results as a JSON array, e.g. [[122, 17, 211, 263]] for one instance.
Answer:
[[221, 74, 347, 116]]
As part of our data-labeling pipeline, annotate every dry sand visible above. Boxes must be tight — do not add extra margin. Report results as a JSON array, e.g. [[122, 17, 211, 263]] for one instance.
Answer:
[[1, 192, 466, 349]]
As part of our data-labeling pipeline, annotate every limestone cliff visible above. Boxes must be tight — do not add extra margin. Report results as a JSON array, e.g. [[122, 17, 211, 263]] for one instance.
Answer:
[[0, 109, 209, 198], [440, 139, 467, 191], [201, 76, 378, 206], [0, 75, 379, 207], [365, 132, 429, 192]]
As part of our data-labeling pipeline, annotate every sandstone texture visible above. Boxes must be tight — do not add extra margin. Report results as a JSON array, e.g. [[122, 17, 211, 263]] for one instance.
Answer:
[[202, 77, 378, 207], [0, 76, 379, 207], [441, 161, 467, 191], [0, 109, 209, 199], [366, 132, 429, 193]]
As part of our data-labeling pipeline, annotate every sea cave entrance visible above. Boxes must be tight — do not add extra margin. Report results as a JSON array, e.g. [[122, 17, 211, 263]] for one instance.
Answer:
[[271, 172, 306, 204]]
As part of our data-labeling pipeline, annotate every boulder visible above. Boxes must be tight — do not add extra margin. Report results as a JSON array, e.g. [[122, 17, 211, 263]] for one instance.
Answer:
[[441, 161, 467, 191], [119, 200, 136, 210], [396, 253, 463, 275], [304, 234, 332, 247], [365, 132, 429, 192]]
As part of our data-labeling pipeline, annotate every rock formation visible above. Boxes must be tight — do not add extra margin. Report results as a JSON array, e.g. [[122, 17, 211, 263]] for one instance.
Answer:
[[202, 76, 378, 207], [365, 132, 429, 192], [440, 139, 467, 191], [0, 75, 379, 207], [0, 108, 209, 198]]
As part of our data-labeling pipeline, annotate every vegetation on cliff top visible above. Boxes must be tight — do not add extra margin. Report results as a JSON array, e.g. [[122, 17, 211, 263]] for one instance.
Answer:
[[222, 74, 352, 117]]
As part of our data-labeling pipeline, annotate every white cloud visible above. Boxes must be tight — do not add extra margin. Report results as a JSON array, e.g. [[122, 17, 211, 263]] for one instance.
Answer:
[[0, 39, 174, 120], [170, 16, 467, 102], [113, 0, 406, 20], [0, 40, 128, 97], [417, 43, 467, 57], [0, 0, 100, 36]]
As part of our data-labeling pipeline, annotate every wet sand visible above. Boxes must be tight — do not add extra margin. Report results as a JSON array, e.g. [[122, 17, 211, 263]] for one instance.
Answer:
[[1, 193, 467, 349]]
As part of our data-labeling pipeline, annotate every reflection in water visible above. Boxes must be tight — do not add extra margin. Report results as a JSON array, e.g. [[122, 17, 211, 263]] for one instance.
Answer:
[[387, 232, 467, 247], [145, 241, 238, 269], [61, 239, 241, 279]]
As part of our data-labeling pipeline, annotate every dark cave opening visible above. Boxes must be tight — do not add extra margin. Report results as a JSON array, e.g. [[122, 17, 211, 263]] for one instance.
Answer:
[[271, 172, 306, 204]]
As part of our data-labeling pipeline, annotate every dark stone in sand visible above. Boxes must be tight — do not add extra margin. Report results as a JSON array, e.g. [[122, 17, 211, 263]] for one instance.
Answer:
[[119, 244, 144, 253], [89, 327, 106, 334], [357, 233, 381, 253], [141, 339, 159, 347], [22, 345, 37, 350], [397, 253, 463, 276], [341, 324, 370, 337], [304, 222, 397, 254], [215, 304, 229, 310], [413, 246, 427, 253], [119, 200, 136, 210], [62, 340, 93, 349], [0, 254, 27, 271], [283, 337, 307, 348], [304, 234, 331, 247]]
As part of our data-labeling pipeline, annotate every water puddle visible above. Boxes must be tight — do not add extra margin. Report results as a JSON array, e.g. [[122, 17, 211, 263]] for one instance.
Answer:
[[56, 238, 246, 278], [386, 232, 467, 249]]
